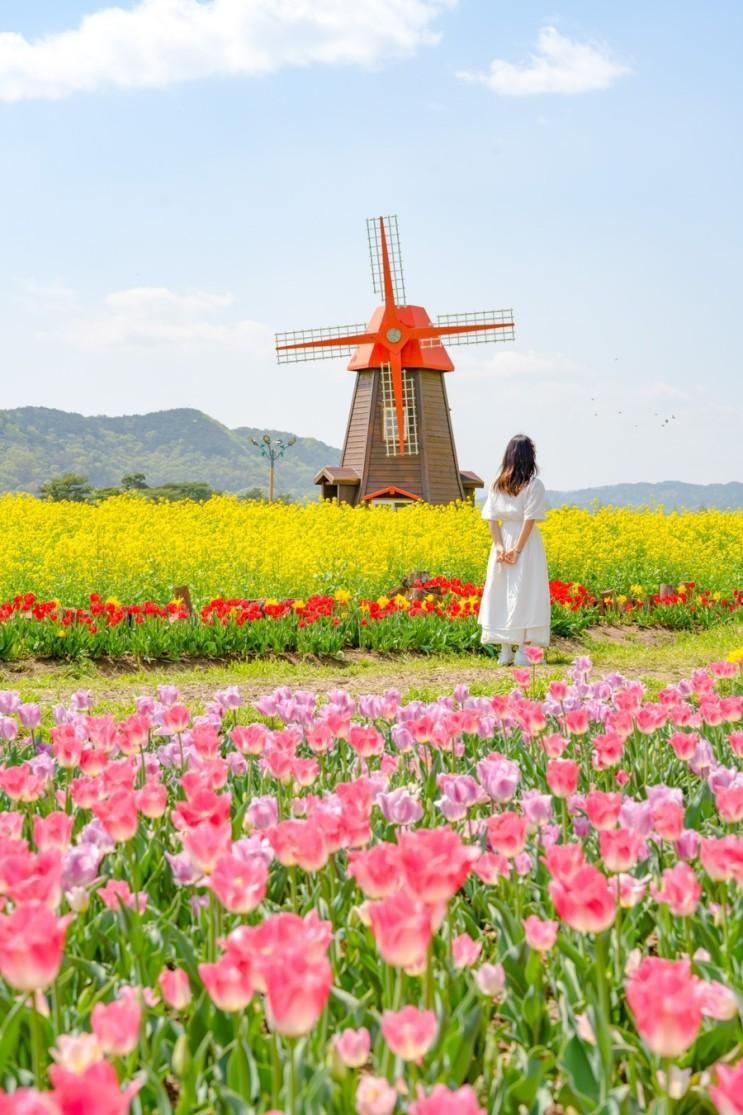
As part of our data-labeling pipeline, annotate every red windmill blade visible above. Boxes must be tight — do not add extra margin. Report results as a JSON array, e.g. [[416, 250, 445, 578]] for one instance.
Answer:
[[275, 216, 515, 457]]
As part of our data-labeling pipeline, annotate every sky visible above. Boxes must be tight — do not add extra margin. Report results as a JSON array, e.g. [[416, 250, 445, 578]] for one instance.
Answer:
[[0, 0, 741, 490]]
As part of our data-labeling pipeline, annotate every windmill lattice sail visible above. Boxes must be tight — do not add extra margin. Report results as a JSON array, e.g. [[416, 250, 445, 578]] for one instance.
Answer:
[[275, 322, 368, 364], [274, 215, 515, 505]]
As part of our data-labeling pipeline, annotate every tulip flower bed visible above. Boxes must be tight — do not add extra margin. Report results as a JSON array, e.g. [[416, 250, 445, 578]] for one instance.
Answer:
[[0, 653, 742, 1114], [1, 580, 741, 663]]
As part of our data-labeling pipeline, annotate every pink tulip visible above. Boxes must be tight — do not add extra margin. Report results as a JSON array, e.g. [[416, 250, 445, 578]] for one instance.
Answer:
[[626, 956, 703, 1057], [409, 1084, 486, 1115], [135, 782, 168, 819], [700, 836, 743, 883], [546, 760, 579, 799], [0, 905, 71, 991], [523, 916, 558, 953], [0, 1088, 60, 1114], [397, 827, 474, 903], [209, 852, 268, 914], [652, 863, 701, 917], [263, 954, 332, 1037], [268, 820, 329, 873], [91, 993, 141, 1056], [183, 821, 232, 875], [98, 880, 147, 914], [348, 844, 402, 899], [565, 708, 590, 735], [474, 962, 505, 997], [367, 891, 433, 972], [710, 1059, 743, 1115], [473, 851, 510, 884], [332, 1026, 371, 1068], [585, 790, 622, 831], [48, 1061, 141, 1114], [355, 1074, 398, 1115], [549, 865, 616, 933], [451, 933, 482, 969], [544, 843, 586, 884], [715, 783, 743, 824], [486, 812, 528, 859], [699, 980, 738, 1021], [199, 957, 255, 1012], [158, 967, 192, 1010], [381, 1005, 437, 1062], [524, 646, 544, 664], [650, 799, 685, 841], [599, 828, 645, 873], [92, 790, 138, 844], [33, 813, 74, 854]]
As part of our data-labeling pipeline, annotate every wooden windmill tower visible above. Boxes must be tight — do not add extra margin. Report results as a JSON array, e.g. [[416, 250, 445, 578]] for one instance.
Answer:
[[275, 216, 515, 506]]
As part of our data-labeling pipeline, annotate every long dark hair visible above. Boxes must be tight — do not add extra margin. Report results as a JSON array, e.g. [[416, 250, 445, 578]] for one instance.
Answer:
[[493, 434, 537, 495]]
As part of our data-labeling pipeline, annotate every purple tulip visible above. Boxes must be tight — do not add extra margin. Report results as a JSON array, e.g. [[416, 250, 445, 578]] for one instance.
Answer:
[[18, 703, 42, 729], [245, 795, 279, 831], [0, 716, 18, 741], [166, 851, 200, 886], [477, 757, 520, 802], [0, 690, 21, 714], [521, 790, 553, 827], [378, 787, 423, 826], [62, 844, 103, 890]]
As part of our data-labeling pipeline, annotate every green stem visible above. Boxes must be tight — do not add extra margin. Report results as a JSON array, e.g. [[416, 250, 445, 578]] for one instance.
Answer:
[[286, 1037, 297, 1115], [29, 1000, 44, 1087], [594, 931, 613, 1099]]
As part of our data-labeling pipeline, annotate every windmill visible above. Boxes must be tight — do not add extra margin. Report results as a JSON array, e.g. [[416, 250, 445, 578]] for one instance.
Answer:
[[275, 216, 515, 506]]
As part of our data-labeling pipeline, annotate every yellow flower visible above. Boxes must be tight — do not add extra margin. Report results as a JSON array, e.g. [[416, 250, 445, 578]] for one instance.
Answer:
[[104, 596, 121, 607], [712, 591, 722, 602], [677, 584, 688, 595], [334, 588, 352, 604], [630, 583, 644, 596], [726, 647, 743, 663], [291, 599, 306, 612], [56, 628, 67, 638], [377, 595, 390, 609], [617, 594, 628, 606], [393, 594, 410, 610]]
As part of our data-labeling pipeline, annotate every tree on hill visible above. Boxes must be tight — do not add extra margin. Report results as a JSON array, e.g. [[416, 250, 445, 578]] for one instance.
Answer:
[[39, 473, 94, 502], [121, 472, 149, 490]]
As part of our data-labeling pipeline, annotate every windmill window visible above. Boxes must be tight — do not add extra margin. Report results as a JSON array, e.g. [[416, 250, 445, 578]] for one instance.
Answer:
[[380, 364, 419, 456]]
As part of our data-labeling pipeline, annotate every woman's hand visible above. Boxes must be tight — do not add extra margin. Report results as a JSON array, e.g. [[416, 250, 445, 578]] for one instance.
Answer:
[[503, 549, 520, 565], [494, 545, 506, 563]]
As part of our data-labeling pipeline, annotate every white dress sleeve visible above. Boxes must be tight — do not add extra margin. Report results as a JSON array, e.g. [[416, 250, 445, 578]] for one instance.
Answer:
[[480, 488, 499, 521], [523, 477, 547, 521]]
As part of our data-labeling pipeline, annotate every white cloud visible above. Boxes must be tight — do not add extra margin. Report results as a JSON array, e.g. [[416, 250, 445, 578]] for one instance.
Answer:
[[20, 282, 273, 351], [0, 0, 455, 102], [459, 26, 630, 96], [456, 347, 582, 382]]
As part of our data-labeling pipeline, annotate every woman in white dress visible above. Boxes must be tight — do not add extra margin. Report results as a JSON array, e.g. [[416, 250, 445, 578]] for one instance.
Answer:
[[478, 434, 550, 666]]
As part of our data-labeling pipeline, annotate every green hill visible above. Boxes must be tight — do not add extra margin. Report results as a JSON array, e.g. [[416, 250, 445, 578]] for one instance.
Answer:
[[0, 407, 339, 498], [546, 481, 743, 511]]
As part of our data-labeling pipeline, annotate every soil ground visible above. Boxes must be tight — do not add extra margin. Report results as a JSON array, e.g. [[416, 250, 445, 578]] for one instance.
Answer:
[[1, 623, 741, 711]]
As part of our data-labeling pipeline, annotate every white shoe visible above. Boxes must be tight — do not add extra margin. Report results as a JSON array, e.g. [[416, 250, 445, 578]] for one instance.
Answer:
[[513, 648, 531, 667], [498, 645, 515, 666]]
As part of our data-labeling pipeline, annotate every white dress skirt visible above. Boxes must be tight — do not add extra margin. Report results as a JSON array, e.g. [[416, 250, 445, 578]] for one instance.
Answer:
[[477, 476, 551, 647]]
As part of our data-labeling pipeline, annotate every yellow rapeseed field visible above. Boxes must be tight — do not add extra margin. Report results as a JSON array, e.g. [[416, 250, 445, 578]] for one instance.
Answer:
[[0, 494, 741, 603]]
